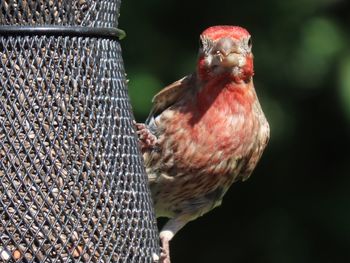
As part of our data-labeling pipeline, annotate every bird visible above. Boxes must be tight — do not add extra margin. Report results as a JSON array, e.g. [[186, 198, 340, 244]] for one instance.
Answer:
[[135, 25, 270, 263]]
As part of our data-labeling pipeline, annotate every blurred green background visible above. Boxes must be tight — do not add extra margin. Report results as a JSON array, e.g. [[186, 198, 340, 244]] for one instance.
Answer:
[[119, 0, 350, 262]]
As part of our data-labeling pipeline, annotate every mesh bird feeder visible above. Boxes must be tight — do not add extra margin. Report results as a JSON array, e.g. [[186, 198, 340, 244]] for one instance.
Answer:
[[0, 1, 159, 262]]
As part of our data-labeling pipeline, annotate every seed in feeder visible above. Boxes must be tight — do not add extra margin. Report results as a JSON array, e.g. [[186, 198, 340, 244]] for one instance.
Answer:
[[13, 250, 21, 260], [0, 247, 11, 261], [72, 245, 83, 258]]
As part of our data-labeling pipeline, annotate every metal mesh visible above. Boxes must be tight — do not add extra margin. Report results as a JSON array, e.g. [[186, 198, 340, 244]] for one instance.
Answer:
[[0, 1, 159, 262], [0, 0, 120, 27]]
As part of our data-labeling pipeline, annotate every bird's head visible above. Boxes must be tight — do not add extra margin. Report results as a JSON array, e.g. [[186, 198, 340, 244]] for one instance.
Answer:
[[197, 25, 254, 82]]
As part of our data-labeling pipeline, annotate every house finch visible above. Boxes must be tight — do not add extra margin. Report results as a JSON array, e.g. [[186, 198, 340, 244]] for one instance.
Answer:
[[136, 25, 270, 263]]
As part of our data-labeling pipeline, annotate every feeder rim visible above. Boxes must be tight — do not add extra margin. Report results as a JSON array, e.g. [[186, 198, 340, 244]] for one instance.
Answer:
[[0, 25, 126, 40]]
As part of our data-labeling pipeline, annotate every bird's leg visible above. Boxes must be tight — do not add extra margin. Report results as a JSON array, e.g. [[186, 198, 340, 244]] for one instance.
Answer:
[[134, 122, 158, 152], [159, 216, 190, 263]]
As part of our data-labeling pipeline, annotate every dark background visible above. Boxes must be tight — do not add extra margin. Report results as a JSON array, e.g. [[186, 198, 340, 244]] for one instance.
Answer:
[[119, 0, 350, 262]]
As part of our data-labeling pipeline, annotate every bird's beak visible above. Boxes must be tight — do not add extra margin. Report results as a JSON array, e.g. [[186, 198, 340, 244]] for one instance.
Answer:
[[213, 37, 246, 68]]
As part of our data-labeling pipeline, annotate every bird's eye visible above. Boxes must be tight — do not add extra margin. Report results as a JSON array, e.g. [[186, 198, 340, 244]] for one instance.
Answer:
[[247, 37, 252, 49]]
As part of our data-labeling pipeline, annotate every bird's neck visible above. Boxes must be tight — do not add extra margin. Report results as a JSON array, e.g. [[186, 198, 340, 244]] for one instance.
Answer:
[[195, 74, 256, 116]]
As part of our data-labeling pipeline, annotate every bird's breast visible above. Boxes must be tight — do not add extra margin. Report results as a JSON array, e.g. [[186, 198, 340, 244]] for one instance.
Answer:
[[156, 87, 258, 177], [145, 84, 264, 218]]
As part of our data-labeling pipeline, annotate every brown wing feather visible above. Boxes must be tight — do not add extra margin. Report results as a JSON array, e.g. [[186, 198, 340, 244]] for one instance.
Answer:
[[146, 74, 194, 123]]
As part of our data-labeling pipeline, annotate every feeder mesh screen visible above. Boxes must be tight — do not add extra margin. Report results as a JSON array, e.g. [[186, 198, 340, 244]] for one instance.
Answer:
[[0, 1, 159, 262]]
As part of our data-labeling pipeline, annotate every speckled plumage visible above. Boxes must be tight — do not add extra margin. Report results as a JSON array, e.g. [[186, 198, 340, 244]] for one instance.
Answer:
[[136, 26, 269, 263]]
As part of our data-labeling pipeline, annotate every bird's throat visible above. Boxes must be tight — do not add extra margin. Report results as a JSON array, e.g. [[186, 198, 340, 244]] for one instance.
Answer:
[[196, 77, 255, 117]]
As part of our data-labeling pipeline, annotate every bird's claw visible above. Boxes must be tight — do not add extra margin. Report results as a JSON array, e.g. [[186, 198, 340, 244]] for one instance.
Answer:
[[134, 121, 158, 151], [159, 247, 171, 263]]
